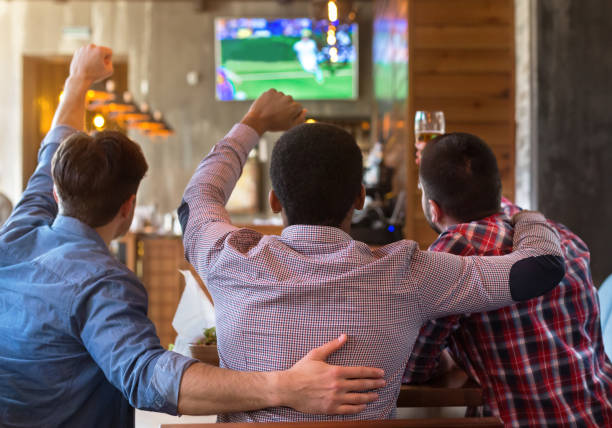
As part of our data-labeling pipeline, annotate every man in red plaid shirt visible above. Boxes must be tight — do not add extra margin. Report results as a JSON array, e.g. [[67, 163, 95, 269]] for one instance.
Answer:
[[404, 132, 612, 427]]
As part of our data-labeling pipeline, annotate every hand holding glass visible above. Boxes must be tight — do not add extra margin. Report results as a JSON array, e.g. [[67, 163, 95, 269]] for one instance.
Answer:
[[414, 110, 445, 165]]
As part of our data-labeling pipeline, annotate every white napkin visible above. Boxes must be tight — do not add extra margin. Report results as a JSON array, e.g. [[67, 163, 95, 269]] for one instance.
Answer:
[[172, 269, 215, 357]]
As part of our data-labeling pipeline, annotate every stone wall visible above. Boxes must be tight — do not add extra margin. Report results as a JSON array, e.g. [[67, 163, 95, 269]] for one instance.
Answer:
[[534, 0, 612, 285]]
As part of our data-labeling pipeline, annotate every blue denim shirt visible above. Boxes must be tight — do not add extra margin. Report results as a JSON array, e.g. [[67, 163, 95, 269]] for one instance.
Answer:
[[0, 126, 196, 428]]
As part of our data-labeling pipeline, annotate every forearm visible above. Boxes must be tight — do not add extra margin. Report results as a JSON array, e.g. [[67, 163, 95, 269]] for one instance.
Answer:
[[51, 75, 91, 131], [404, 318, 458, 384], [416, 212, 564, 320], [178, 363, 281, 415], [179, 124, 259, 265]]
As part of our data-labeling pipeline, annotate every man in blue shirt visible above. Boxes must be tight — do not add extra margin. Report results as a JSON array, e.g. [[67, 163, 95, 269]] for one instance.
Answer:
[[0, 44, 385, 428]]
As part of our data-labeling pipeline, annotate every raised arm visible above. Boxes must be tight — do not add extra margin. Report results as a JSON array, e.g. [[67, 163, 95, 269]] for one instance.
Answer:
[[412, 211, 565, 322], [1, 45, 112, 235], [179, 89, 305, 271]]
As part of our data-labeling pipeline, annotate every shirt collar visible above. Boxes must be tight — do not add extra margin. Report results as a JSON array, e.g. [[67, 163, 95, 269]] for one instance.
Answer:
[[444, 211, 511, 233], [51, 215, 109, 250], [280, 224, 353, 244]]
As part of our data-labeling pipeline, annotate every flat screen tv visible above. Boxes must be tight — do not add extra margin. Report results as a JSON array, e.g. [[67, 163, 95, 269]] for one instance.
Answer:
[[215, 18, 358, 101]]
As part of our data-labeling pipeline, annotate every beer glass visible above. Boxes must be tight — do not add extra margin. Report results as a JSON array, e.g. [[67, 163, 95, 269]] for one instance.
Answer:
[[414, 110, 445, 165]]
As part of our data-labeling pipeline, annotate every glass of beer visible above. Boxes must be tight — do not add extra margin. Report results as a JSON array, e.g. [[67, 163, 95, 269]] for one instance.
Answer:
[[414, 110, 445, 165]]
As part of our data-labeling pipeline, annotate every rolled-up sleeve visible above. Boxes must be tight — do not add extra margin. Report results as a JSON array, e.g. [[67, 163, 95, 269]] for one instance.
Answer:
[[73, 271, 197, 414]]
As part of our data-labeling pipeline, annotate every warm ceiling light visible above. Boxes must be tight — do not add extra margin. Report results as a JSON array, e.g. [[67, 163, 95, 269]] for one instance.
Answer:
[[86, 89, 115, 103], [93, 114, 105, 130], [306, 118, 317, 124], [329, 47, 338, 63], [327, 28, 336, 45], [328, 1, 338, 22]]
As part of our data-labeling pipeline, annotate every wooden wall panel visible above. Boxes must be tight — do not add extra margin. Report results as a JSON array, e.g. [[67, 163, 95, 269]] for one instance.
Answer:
[[413, 0, 512, 25], [406, 0, 515, 249], [413, 49, 512, 74]]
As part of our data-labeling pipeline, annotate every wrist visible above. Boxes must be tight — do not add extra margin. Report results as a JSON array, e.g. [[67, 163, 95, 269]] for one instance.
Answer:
[[240, 113, 267, 137], [64, 75, 93, 97], [265, 370, 287, 408]]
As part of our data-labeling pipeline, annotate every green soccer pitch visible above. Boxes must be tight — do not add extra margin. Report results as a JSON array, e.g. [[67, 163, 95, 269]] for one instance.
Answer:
[[222, 59, 357, 100]]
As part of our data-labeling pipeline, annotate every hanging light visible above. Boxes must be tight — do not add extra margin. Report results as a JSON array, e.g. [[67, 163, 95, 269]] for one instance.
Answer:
[[109, 93, 146, 124], [134, 110, 165, 133], [328, 0, 338, 22], [122, 102, 153, 130], [142, 111, 175, 139], [327, 27, 336, 45], [92, 114, 106, 130], [330, 47, 339, 63], [86, 80, 117, 109], [89, 86, 135, 116]]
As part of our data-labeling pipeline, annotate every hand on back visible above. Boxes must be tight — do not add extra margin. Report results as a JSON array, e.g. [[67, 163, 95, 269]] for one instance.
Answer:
[[281, 334, 386, 415], [241, 89, 306, 136], [69, 44, 113, 85]]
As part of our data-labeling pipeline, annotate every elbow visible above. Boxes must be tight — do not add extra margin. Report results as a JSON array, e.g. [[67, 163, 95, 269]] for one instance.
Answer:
[[177, 199, 190, 236], [177, 199, 193, 264], [509, 254, 566, 301]]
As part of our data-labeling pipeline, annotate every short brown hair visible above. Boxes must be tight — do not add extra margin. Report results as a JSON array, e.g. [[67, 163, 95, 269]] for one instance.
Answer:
[[52, 131, 148, 228]]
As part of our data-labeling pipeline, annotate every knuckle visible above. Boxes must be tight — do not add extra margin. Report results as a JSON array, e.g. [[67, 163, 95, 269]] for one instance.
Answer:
[[325, 399, 338, 414], [330, 366, 342, 377]]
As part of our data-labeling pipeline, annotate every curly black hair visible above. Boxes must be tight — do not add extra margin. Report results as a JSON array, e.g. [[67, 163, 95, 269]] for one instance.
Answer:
[[270, 123, 363, 227], [419, 132, 501, 223]]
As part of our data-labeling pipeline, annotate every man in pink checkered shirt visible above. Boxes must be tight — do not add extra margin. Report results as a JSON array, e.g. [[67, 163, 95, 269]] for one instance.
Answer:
[[403, 132, 612, 427], [179, 90, 565, 421]]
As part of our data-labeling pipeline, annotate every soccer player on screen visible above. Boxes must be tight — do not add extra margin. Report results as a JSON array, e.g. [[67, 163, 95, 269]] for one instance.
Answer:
[[293, 29, 324, 84]]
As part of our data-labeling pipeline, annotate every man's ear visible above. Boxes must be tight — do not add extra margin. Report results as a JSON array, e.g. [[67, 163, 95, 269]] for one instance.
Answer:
[[355, 184, 366, 210], [119, 194, 136, 218], [268, 189, 283, 214], [428, 199, 443, 224]]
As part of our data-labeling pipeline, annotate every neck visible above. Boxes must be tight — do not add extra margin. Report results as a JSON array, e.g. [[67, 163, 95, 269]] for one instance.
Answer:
[[94, 223, 116, 247], [281, 211, 354, 234], [339, 213, 353, 234]]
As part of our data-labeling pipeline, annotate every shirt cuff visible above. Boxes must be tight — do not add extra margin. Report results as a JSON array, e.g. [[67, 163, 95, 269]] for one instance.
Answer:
[[42, 125, 79, 147], [149, 351, 199, 415], [38, 126, 80, 167]]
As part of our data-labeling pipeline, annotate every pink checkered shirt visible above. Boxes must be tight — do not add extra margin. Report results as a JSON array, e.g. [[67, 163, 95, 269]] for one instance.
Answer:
[[403, 198, 612, 427], [181, 124, 562, 421]]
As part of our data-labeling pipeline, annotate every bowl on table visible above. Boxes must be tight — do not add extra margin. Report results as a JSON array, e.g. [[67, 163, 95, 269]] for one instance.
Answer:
[[188, 344, 220, 366]]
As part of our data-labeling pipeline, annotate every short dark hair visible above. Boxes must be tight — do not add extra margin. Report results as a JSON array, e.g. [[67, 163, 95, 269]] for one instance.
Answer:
[[419, 132, 501, 222], [52, 131, 148, 228], [270, 123, 363, 227]]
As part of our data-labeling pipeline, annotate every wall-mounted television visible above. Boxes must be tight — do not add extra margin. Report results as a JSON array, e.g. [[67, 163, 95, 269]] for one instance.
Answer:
[[215, 18, 358, 101]]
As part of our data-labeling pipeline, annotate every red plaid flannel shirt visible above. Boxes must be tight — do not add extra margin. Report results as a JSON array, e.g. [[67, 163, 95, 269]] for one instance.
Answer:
[[403, 198, 612, 427], [181, 125, 562, 422]]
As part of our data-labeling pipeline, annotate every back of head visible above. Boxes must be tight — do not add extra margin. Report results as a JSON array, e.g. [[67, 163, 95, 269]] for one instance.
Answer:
[[419, 132, 501, 222], [270, 123, 363, 227], [52, 131, 148, 228]]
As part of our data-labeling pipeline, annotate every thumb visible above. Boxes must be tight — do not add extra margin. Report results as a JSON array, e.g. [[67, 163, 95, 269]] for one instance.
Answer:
[[307, 334, 347, 361], [292, 109, 307, 127]]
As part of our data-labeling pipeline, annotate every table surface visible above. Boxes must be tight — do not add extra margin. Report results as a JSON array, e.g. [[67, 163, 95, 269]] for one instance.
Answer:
[[160, 417, 502, 428]]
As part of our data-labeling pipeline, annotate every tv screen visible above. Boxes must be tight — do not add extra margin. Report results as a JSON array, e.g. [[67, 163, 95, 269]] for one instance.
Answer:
[[215, 18, 358, 101]]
